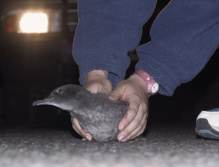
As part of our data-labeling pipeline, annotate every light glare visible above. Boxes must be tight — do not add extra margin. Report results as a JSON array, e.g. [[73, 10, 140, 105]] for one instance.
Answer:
[[19, 13, 48, 33]]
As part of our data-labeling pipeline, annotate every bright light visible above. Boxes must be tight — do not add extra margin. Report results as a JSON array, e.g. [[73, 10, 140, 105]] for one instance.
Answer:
[[19, 13, 48, 33]]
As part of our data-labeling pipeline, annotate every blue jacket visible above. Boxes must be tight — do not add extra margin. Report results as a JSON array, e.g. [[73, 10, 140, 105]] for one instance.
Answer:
[[73, 0, 219, 96]]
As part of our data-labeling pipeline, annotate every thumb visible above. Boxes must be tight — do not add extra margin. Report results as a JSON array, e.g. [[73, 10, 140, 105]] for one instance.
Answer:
[[109, 87, 123, 101]]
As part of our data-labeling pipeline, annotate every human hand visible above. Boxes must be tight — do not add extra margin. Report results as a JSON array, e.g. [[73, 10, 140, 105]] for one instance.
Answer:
[[84, 70, 112, 94], [71, 70, 112, 141], [70, 112, 93, 141], [109, 75, 149, 142]]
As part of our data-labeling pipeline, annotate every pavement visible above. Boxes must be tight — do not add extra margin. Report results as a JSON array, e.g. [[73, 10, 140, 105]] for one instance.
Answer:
[[0, 123, 219, 167]]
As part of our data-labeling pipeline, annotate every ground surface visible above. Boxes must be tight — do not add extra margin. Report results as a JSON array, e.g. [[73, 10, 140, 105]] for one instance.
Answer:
[[0, 123, 219, 167]]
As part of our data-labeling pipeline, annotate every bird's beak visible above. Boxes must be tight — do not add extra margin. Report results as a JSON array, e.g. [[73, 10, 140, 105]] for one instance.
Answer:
[[33, 97, 54, 106]]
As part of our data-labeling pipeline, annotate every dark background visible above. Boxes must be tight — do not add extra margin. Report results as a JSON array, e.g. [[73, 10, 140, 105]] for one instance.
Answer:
[[0, 0, 218, 129]]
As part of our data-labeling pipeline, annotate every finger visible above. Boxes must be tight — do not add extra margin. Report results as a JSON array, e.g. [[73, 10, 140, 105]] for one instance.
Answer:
[[119, 112, 146, 142], [72, 119, 83, 137], [109, 86, 125, 101], [130, 109, 148, 140], [72, 124, 82, 136], [85, 83, 111, 95], [72, 118, 85, 135], [130, 114, 147, 140], [118, 96, 142, 131], [118, 103, 147, 141], [109, 92, 120, 101], [72, 118, 92, 141], [102, 87, 111, 95], [133, 111, 148, 139], [84, 84, 98, 94], [131, 121, 147, 140]]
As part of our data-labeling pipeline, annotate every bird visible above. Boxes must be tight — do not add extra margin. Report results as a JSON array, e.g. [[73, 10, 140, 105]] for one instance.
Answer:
[[33, 84, 128, 142]]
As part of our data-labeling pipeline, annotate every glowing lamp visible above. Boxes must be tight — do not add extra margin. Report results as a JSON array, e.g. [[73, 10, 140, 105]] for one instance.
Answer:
[[19, 13, 48, 33]]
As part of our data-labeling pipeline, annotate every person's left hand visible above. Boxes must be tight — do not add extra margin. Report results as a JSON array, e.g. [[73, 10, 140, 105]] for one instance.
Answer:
[[109, 75, 149, 142]]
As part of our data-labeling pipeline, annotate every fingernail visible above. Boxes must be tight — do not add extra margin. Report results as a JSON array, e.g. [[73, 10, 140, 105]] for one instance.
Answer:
[[122, 138, 127, 142], [118, 135, 124, 141], [119, 124, 125, 131], [86, 135, 91, 141]]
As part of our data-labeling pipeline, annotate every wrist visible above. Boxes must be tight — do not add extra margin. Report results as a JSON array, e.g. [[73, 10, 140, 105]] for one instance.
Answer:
[[131, 69, 159, 96], [129, 75, 148, 93]]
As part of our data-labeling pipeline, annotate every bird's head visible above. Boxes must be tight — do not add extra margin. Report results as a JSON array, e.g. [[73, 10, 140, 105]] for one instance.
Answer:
[[33, 84, 84, 111]]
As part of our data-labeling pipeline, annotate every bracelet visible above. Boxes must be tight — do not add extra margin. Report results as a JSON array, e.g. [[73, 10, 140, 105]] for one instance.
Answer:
[[131, 69, 159, 96]]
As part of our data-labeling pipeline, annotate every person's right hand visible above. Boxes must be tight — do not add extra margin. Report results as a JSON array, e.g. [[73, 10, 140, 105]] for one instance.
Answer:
[[109, 75, 149, 142], [71, 70, 112, 141]]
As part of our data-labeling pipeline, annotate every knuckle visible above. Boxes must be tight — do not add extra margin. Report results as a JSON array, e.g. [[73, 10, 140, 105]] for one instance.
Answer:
[[141, 123, 147, 132], [128, 108, 138, 116], [131, 93, 142, 102], [140, 125, 146, 133], [134, 95, 141, 102], [138, 129, 143, 135], [119, 119, 129, 130], [129, 98, 141, 107], [141, 103, 147, 111], [123, 128, 132, 136], [132, 119, 141, 127], [137, 130, 144, 137], [140, 123, 146, 132]]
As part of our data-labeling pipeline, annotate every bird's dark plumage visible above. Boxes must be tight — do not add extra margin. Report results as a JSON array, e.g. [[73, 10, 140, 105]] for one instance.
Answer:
[[33, 84, 128, 142]]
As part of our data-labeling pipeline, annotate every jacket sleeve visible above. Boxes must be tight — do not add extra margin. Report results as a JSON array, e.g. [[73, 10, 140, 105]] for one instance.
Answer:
[[72, 0, 156, 87], [136, 0, 219, 96]]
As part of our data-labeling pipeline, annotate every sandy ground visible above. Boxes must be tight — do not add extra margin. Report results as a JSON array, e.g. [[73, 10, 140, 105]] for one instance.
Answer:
[[0, 123, 219, 167]]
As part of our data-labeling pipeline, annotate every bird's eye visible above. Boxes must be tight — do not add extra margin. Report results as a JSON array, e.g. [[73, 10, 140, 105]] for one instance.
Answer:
[[56, 89, 63, 94]]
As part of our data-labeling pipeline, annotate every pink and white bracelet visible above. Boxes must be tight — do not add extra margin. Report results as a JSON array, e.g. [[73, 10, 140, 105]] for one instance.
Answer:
[[131, 69, 159, 96]]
